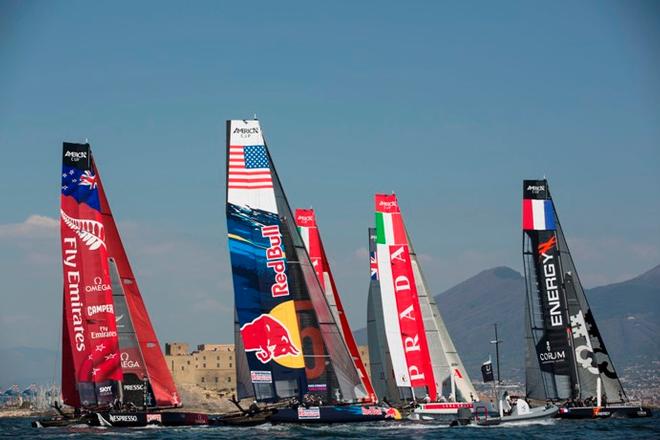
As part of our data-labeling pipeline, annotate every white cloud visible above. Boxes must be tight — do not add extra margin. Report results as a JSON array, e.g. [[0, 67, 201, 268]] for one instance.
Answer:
[[0, 215, 58, 238]]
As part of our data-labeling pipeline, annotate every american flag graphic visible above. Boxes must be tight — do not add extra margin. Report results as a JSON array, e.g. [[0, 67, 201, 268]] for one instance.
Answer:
[[227, 145, 273, 189]]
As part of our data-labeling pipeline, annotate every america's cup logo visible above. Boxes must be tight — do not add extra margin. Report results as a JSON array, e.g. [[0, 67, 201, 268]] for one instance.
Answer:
[[60, 209, 106, 250]]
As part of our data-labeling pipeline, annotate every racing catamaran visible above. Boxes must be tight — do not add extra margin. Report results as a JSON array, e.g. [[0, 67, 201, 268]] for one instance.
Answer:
[[35, 143, 208, 428], [522, 179, 651, 419], [225, 120, 400, 424], [369, 193, 478, 422]]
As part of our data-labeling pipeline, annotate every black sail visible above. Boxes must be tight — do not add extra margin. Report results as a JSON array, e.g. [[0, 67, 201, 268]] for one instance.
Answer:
[[522, 179, 627, 403], [522, 180, 575, 401], [552, 195, 627, 402]]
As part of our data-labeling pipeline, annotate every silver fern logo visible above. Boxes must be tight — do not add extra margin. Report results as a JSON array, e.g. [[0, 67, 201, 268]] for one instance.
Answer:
[[60, 209, 106, 250]]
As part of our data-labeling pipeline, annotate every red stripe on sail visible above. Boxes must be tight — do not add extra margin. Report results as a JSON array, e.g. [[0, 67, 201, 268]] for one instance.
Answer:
[[389, 244, 437, 400], [226, 185, 275, 189], [522, 199, 534, 230], [391, 213, 407, 245]]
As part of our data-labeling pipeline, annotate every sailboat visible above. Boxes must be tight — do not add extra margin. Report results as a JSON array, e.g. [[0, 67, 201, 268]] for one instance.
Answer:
[[522, 179, 651, 419], [294, 209, 377, 403], [225, 120, 400, 424], [369, 193, 478, 422], [34, 143, 208, 428], [471, 325, 558, 426]]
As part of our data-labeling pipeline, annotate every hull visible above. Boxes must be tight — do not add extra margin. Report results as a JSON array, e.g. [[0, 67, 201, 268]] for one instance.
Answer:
[[32, 414, 96, 428], [410, 402, 474, 423], [558, 404, 652, 419], [474, 405, 559, 426], [270, 405, 401, 424], [92, 410, 209, 427], [211, 412, 273, 427]]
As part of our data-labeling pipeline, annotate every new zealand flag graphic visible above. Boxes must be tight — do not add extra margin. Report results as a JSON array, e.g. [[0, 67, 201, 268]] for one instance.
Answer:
[[61, 165, 100, 211]]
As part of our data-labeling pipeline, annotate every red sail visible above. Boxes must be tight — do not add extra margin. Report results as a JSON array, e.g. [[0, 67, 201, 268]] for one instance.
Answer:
[[59, 143, 179, 408], [295, 209, 377, 402], [60, 299, 80, 407], [61, 153, 122, 406], [92, 156, 180, 407]]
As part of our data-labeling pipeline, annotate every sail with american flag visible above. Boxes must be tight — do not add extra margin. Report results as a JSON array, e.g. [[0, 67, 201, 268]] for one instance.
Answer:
[[226, 120, 368, 404]]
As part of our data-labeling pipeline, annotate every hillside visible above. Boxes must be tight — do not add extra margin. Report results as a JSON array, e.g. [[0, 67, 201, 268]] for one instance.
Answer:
[[356, 264, 660, 381]]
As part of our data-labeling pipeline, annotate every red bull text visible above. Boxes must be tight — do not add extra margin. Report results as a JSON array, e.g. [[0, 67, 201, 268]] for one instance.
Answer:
[[262, 225, 289, 298]]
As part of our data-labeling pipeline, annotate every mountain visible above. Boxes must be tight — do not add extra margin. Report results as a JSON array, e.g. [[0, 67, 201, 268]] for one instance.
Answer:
[[355, 264, 660, 382], [3, 266, 658, 388]]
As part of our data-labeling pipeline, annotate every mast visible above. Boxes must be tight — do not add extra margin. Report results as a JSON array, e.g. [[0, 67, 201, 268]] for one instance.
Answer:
[[490, 324, 502, 385]]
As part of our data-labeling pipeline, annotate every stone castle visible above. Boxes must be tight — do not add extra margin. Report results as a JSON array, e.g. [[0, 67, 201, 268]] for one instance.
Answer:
[[165, 342, 371, 396]]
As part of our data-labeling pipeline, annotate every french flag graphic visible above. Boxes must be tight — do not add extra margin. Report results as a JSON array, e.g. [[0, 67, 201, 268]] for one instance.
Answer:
[[522, 199, 556, 230]]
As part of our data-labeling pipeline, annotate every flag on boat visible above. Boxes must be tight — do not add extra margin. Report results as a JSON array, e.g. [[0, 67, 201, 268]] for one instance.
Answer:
[[227, 145, 273, 189], [522, 199, 556, 230], [481, 358, 494, 383]]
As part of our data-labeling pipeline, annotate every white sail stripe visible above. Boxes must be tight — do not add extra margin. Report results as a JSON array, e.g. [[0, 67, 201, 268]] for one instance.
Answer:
[[299, 227, 309, 251], [376, 243, 410, 386], [228, 169, 271, 175], [227, 187, 278, 214], [532, 199, 546, 229]]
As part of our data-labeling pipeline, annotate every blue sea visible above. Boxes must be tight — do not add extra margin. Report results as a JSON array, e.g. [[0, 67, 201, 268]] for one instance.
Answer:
[[1, 416, 659, 439]]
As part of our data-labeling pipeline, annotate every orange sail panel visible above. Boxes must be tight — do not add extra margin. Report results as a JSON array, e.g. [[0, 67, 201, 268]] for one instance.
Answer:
[[295, 209, 377, 402]]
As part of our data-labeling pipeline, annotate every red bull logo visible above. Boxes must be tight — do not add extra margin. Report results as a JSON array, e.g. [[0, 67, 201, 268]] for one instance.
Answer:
[[240, 314, 300, 363]]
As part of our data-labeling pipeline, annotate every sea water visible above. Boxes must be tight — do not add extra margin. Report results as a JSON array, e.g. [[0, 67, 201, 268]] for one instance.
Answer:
[[1, 415, 659, 439]]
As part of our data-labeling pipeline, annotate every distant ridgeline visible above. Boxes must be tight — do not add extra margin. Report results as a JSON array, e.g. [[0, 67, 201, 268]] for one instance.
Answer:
[[355, 264, 660, 381], [2, 265, 658, 388]]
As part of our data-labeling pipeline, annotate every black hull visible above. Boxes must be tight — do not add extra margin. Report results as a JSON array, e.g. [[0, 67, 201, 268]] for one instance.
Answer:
[[35, 410, 209, 428], [558, 404, 652, 419], [32, 414, 97, 428], [270, 405, 400, 424], [211, 411, 273, 427]]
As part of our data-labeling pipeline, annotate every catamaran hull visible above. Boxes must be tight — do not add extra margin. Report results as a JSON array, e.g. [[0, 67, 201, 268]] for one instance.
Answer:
[[558, 404, 652, 419], [409, 402, 474, 423], [32, 414, 97, 428], [473, 404, 558, 426], [269, 405, 401, 424], [92, 411, 209, 427]]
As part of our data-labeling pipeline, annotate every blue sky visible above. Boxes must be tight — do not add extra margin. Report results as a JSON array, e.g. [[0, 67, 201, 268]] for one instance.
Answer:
[[0, 1, 658, 351]]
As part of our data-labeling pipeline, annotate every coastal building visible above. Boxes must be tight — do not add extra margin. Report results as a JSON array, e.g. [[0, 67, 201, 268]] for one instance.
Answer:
[[164, 343, 372, 395], [164, 343, 235, 395]]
